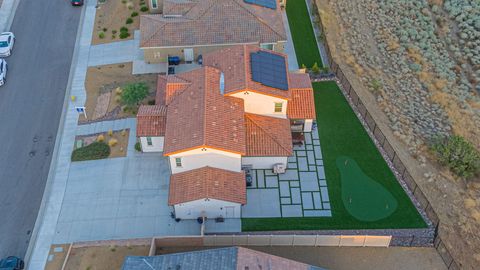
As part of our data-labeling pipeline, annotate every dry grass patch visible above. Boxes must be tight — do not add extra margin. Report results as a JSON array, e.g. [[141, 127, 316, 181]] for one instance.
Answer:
[[92, 0, 147, 45], [81, 63, 157, 124], [63, 245, 149, 270]]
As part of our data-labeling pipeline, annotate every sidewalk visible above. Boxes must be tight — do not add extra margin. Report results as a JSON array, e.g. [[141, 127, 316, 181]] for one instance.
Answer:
[[0, 0, 20, 32]]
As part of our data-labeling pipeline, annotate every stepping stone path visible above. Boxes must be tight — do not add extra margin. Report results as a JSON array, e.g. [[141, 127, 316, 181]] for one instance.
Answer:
[[93, 91, 111, 120]]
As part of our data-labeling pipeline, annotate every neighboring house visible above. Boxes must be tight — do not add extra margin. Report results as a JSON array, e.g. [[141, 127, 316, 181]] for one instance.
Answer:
[[122, 246, 326, 270], [139, 0, 287, 63], [136, 105, 167, 152], [135, 45, 316, 219]]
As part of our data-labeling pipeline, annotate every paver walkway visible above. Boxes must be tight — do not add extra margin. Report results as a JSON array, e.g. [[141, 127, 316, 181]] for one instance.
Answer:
[[242, 129, 332, 218]]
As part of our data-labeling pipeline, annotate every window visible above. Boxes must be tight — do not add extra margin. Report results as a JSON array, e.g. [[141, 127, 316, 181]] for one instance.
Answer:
[[146, 137, 153, 146], [274, 102, 283, 113], [151, 0, 158, 9], [260, 43, 274, 50], [175, 157, 182, 167]]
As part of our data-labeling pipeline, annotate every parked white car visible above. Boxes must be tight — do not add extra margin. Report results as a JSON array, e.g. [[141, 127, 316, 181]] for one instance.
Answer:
[[0, 59, 7, 86], [0, 32, 15, 57]]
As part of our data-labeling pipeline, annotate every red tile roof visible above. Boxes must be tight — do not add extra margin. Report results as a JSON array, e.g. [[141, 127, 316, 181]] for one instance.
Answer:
[[168, 166, 246, 205], [156, 74, 191, 106], [287, 73, 316, 119], [203, 45, 291, 99], [140, 0, 286, 48], [136, 105, 167, 137], [163, 67, 246, 156], [245, 113, 293, 156]]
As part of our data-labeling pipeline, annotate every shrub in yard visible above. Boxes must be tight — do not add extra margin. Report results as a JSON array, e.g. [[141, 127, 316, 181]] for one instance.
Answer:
[[102, 27, 108, 32], [121, 129, 127, 136], [115, 95, 122, 103], [112, 35, 116, 39], [119, 31, 130, 39], [115, 87, 123, 95], [131, 11, 139, 17], [120, 26, 128, 33], [311, 62, 320, 74], [147, 99, 155, 105], [97, 134, 105, 142], [121, 82, 149, 108], [432, 135, 480, 180], [98, 32, 105, 39], [140, 5, 149, 12], [71, 142, 110, 161], [135, 142, 142, 152], [301, 63, 307, 70], [126, 18, 133, 24], [112, 30, 117, 34], [121, 0, 127, 3], [108, 138, 118, 147], [107, 129, 113, 136]]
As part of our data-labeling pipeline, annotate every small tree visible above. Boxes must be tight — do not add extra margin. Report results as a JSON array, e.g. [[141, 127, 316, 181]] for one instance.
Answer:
[[121, 82, 149, 108], [311, 62, 320, 74], [432, 135, 480, 180]]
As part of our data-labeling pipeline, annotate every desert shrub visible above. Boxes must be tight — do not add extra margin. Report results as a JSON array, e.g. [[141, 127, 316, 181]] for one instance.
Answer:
[[370, 79, 382, 92], [147, 99, 155, 105], [98, 32, 105, 39], [120, 26, 128, 33], [115, 95, 122, 103], [121, 82, 149, 107], [115, 87, 123, 95], [102, 27, 108, 32], [311, 62, 320, 74], [301, 63, 307, 70], [71, 142, 110, 161], [121, 129, 127, 136], [135, 142, 142, 152], [112, 30, 117, 34], [97, 134, 105, 142], [108, 138, 118, 147], [121, 0, 127, 3], [131, 11, 139, 17], [126, 18, 133, 24], [432, 135, 480, 180], [107, 129, 113, 136], [119, 31, 130, 39], [140, 5, 149, 12], [112, 35, 116, 39]]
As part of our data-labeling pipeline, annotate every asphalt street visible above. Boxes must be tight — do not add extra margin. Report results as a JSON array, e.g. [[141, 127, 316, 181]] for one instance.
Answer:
[[0, 0, 81, 258]]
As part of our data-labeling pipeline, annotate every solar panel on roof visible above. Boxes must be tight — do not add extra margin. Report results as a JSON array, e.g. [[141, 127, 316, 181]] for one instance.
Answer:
[[244, 0, 277, 10], [250, 51, 288, 90]]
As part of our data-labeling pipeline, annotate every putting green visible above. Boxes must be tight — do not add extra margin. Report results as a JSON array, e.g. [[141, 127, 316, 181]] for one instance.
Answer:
[[337, 156, 398, 221]]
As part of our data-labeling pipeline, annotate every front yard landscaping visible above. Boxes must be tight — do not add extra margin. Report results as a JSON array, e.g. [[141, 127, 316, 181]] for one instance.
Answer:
[[286, 0, 323, 68], [242, 82, 426, 231], [80, 63, 157, 124], [93, 0, 149, 45], [72, 129, 130, 161]]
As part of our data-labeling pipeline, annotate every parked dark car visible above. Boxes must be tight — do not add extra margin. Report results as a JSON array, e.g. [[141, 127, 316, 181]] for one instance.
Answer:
[[0, 256, 24, 270], [71, 0, 84, 6]]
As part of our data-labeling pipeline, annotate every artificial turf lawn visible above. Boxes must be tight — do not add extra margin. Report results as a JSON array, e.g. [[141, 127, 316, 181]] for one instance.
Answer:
[[286, 0, 323, 68], [242, 82, 426, 231]]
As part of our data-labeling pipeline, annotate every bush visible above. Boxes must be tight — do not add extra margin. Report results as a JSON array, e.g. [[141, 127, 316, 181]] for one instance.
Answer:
[[121, 82, 149, 107], [97, 134, 105, 142], [432, 135, 480, 179], [140, 5, 149, 12], [119, 31, 130, 39], [147, 99, 155, 105], [135, 142, 142, 152], [112, 30, 117, 34], [102, 27, 108, 32], [98, 32, 105, 39], [120, 26, 128, 33], [71, 142, 110, 161], [311, 62, 320, 74], [121, 129, 127, 136], [108, 138, 118, 147], [126, 18, 133, 24], [107, 129, 113, 136], [131, 11, 139, 17]]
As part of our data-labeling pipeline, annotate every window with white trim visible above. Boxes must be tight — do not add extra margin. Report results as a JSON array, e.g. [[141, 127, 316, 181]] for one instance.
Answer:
[[175, 157, 182, 167], [146, 137, 153, 146], [274, 102, 283, 113]]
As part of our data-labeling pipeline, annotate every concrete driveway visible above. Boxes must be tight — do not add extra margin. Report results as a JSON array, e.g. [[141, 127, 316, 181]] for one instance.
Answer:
[[0, 0, 81, 258]]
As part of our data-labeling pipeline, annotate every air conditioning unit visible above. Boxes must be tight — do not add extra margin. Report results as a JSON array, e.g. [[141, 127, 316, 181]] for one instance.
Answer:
[[273, 163, 287, 174]]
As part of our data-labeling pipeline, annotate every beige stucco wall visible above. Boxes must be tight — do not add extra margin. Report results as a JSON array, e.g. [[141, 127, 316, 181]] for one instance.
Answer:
[[143, 41, 286, 63], [230, 91, 288, 119], [168, 147, 242, 174], [174, 198, 241, 219]]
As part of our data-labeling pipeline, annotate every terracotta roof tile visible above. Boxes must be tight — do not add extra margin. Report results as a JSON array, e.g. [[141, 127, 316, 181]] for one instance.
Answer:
[[163, 67, 246, 155], [168, 166, 246, 205], [136, 105, 167, 136], [245, 113, 292, 156], [289, 73, 312, 89], [156, 74, 191, 106], [140, 0, 286, 48], [203, 45, 291, 99], [288, 88, 316, 120]]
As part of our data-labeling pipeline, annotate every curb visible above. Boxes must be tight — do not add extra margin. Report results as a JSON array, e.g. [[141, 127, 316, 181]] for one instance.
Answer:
[[23, 2, 88, 268]]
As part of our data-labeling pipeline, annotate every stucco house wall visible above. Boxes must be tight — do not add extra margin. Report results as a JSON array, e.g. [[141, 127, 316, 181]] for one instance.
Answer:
[[242, 156, 288, 170], [142, 41, 286, 63], [174, 198, 241, 219], [140, 136, 164, 152], [168, 147, 242, 174], [229, 91, 287, 119]]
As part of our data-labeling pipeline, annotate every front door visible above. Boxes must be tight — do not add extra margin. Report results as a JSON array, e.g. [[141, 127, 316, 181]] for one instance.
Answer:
[[225, 206, 235, 218], [184, 48, 194, 63]]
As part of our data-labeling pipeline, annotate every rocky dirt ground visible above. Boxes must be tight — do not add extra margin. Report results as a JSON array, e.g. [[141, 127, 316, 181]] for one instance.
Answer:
[[316, 0, 480, 269]]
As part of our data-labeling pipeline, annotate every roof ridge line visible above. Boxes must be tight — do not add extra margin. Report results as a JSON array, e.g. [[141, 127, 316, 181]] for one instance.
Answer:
[[245, 113, 291, 153], [233, 0, 286, 39]]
